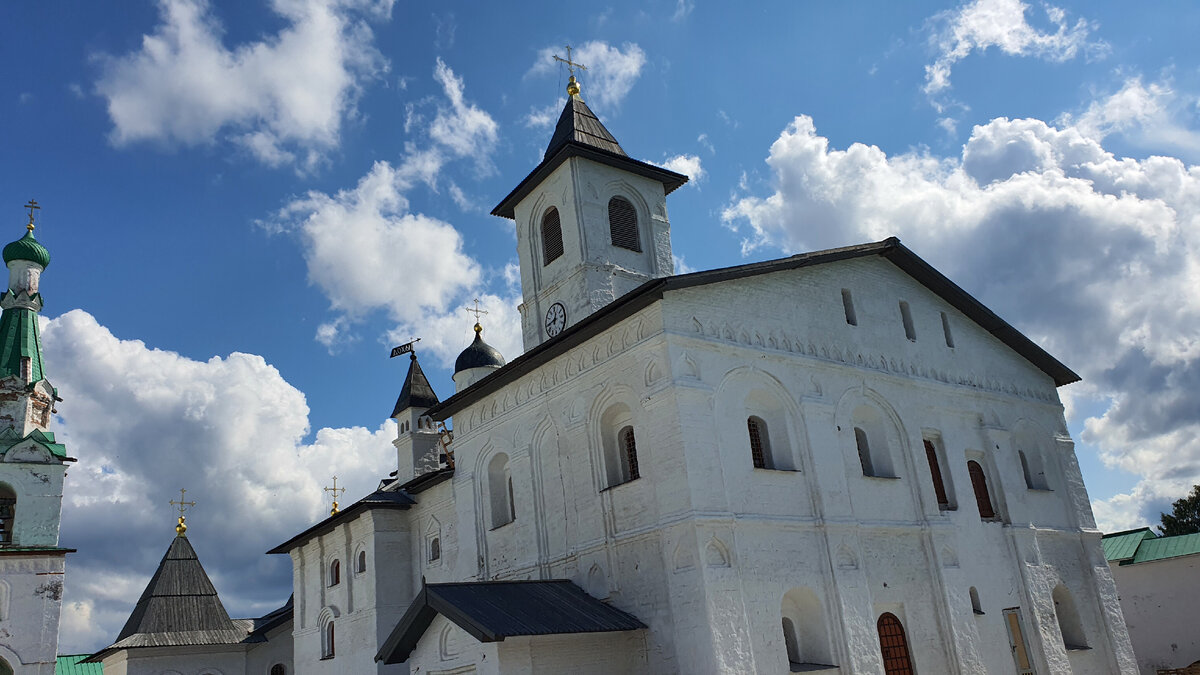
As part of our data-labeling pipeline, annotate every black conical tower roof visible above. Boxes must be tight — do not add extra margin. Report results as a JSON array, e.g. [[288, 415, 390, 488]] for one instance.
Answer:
[[545, 95, 628, 158], [117, 535, 236, 640], [392, 353, 440, 417]]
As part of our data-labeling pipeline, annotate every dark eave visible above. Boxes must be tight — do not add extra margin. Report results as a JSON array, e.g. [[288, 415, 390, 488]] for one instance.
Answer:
[[266, 490, 415, 555], [426, 237, 1079, 422], [396, 466, 455, 495], [0, 546, 75, 555], [377, 580, 646, 665], [491, 141, 688, 220]]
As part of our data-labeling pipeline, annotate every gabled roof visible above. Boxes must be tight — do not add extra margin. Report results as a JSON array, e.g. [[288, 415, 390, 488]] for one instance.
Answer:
[[0, 426, 68, 460], [426, 238, 1080, 421], [492, 94, 688, 219], [377, 580, 646, 665], [84, 535, 251, 662], [1104, 527, 1200, 566], [391, 354, 440, 417], [266, 488, 415, 554]]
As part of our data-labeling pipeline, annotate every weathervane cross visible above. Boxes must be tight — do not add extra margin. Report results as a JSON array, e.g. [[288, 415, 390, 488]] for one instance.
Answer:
[[553, 45, 587, 79], [23, 199, 40, 231], [324, 476, 346, 515]]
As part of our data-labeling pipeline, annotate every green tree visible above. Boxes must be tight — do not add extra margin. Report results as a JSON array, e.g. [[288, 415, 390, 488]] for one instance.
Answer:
[[1159, 485, 1200, 536]]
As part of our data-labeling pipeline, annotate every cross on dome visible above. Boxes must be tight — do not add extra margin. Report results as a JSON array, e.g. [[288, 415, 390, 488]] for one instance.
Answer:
[[168, 488, 196, 536], [324, 476, 345, 516], [553, 45, 587, 96]]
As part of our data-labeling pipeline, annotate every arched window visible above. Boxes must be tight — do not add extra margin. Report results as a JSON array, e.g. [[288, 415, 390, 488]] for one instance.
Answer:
[[747, 416, 772, 469], [542, 207, 563, 265], [0, 655, 10, 675], [970, 586, 984, 615], [967, 460, 996, 520], [923, 438, 951, 510], [322, 621, 336, 658], [429, 536, 441, 562], [270, 665, 286, 675], [1052, 584, 1088, 649], [356, 550, 367, 574], [877, 612, 915, 675], [328, 559, 340, 587], [621, 426, 641, 482], [854, 428, 874, 476], [487, 453, 515, 528], [781, 587, 835, 669], [899, 301, 916, 341], [0, 483, 15, 544], [608, 197, 640, 251]]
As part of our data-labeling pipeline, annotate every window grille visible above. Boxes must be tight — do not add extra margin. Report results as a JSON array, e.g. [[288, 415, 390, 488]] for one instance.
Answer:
[[542, 207, 563, 265], [608, 197, 641, 251], [621, 426, 640, 481], [0, 497, 13, 544], [748, 417, 768, 469], [877, 613, 915, 675], [923, 439, 950, 509], [968, 461, 996, 519]]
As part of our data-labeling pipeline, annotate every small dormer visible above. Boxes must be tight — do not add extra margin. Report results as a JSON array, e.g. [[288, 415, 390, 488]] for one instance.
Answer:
[[493, 74, 688, 351]]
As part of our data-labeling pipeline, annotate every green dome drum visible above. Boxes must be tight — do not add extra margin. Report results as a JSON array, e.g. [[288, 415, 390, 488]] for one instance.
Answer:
[[3, 230, 51, 269]]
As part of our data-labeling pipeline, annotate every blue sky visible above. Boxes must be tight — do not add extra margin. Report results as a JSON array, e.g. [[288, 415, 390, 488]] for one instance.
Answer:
[[2, 0, 1199, 652]]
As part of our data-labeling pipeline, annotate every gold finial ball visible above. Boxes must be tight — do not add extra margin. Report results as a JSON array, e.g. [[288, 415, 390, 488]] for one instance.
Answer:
[[567, 75, 580, 97], [176, 515, 187, 536], [474, 322, 483, 334], [330, 501, 340, 516]]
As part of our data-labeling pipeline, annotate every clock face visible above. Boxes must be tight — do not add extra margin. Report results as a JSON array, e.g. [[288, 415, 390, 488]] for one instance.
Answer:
[[545, 302, 567, 337]]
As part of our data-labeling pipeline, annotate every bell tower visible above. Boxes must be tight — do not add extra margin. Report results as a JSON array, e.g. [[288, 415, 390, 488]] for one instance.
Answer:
[[492, 56, 688, 352]]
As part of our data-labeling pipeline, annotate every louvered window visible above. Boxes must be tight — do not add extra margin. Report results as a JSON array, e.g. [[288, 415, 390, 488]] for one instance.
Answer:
[[968, 460, 996, 519], [924, 439, 950, 509], [621, 426, 641, 481], [877, 613, 915, 675], [608, 197, 641, 251], [542, 207, 563, 265]]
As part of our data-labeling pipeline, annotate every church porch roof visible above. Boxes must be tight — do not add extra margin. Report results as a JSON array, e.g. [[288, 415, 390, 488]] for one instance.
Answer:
[[377, 579, 646, 665], [425, 237, 1081, 421]]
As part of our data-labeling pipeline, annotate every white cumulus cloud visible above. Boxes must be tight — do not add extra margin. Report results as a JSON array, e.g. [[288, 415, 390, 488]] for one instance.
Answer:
[[94, 0, 394, 169], [923, 0, 1105, 111], [656, 153, 705, 185], [723, 112, 1200, 533], [1061, 76, 1200, 160], [528, 41, 647, 112], [45, 309, 397, 652]]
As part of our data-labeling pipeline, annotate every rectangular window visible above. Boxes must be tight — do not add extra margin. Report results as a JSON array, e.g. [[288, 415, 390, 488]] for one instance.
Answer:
[[1003, 608, 1035, 675], [941, 312, 955, 348], [899, 301, 916, 341], [841, 289, 857, 326], [923, 439, 951, 510]]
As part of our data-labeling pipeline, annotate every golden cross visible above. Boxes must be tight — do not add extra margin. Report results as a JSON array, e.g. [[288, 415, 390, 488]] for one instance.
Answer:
[[168, 488, 196, 536], [324, 476, 345, 515], [553, 45, 587, 78], [23, 199, 40, 232], [465, 298, 488, 324]]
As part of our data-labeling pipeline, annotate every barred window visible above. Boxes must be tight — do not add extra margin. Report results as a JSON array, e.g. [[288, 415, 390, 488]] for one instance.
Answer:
[[542, 207, 563, 265], [608, 197, 640, 251], [748, 416, 771, 469], [621, 426, 641, 481]]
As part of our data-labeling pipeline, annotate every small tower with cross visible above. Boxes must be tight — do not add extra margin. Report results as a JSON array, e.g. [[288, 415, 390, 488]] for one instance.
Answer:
[[452, 298, 506, 393], [389, 336, 444, 480], [493, 45, 690, 351]]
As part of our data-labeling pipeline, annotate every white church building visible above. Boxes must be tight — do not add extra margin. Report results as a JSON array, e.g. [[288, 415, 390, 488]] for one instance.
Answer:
[[74, 74, 1140, 674]]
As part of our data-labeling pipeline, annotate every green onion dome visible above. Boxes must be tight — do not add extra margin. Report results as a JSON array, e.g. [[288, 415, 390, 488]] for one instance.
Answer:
[[3, 230, 50, 269]]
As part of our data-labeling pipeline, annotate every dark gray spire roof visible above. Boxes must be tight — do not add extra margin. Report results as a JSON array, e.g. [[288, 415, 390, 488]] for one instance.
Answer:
[[391, 354, 440, 417], [492, 95, 688, 219], [117, 535, 236, 640], [455, 327, 505, 373], [545, 95, 627, 158]]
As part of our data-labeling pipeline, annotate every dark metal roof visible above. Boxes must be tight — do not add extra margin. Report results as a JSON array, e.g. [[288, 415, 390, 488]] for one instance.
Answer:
[[546, 95, 627, 158], [396, 466, 455, 494], [426, 238, 1080, 421], [454, 329, 506, 373], [248, 594, 294, 637], [84, 535, 252, 662], [377, 580, 646, 664], [266, 488, 414, 555], [492, 95, 687, 220], [391, 353, 440, 417]]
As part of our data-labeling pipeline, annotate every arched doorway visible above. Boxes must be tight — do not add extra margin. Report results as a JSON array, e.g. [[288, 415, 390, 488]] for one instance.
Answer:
[[877, 612, 915, 675], [0, 656, 13, 675]]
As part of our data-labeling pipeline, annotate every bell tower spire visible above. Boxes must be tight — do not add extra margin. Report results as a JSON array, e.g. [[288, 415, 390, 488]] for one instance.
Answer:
[[492, 61, 690, 351]]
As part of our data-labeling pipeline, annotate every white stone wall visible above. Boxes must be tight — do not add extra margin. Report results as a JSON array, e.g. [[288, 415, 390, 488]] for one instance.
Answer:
[[1110, 554, 1200, 674], [292, 508, 413, 674], [99, 644, 247, 675], [429, 255, 1136, 673], [0, 459, 64, 547], [245, 619, 293, 675], [512, 157, 672, 351], [0, 553, 64, 674]]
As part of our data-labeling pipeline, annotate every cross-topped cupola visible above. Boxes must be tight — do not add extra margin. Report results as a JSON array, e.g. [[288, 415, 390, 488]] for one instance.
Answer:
[[493, 54, 689, 351]]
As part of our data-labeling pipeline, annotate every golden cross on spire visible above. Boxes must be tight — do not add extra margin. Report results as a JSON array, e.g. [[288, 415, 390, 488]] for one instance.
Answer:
[[168, 488, 196, 536], [324, 476, 345, 516], [553, 45, 587, 96], [23, 199, 40, 232], [465, 298, 488, 333]]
